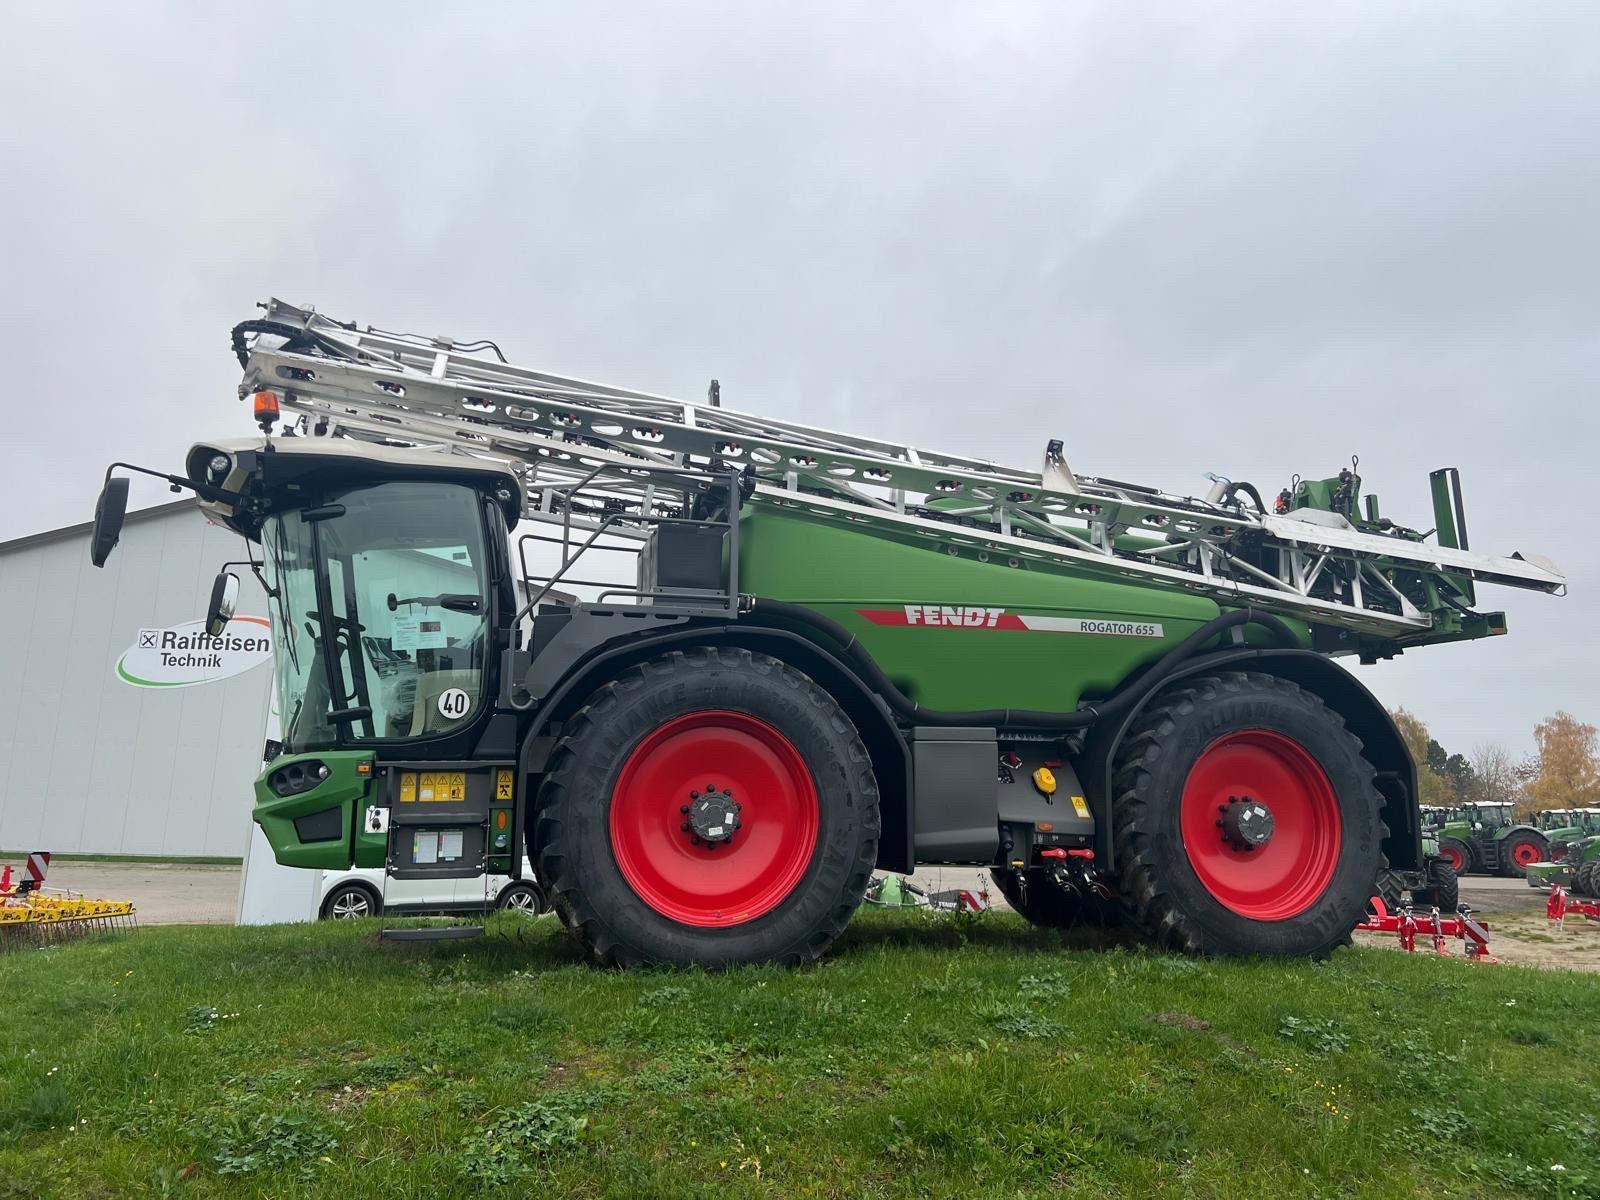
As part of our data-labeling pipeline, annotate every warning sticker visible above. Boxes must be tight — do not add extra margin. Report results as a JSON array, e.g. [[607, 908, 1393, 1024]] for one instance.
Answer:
[[399, 772, 417, 803], [391, 615, 448, 651], [495, 769, 514, 801], [418, 772, 466, 803], [1070, 795, 1091, 819]]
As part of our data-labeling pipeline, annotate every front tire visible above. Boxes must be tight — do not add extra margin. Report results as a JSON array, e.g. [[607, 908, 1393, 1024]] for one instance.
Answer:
[[1437, 837, 1475, 876], [535, 647, 880, 967], [1113, 672, 1385, 957]]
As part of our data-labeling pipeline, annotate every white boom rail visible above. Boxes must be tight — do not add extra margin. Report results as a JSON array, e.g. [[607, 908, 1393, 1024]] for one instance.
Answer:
[[233, 299, 1564, 640]]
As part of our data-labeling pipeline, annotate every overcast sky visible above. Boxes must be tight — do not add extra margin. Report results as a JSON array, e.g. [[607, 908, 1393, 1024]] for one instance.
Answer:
[[3, 2, 1595, 758]]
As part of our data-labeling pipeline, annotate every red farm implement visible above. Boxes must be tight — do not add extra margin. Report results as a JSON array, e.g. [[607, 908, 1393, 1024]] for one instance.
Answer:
[[1358, 896, 1496, 962]]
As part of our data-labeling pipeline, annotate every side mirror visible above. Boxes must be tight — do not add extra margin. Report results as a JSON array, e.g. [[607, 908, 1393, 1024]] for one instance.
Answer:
[[205, 571, 240, 636], [90, 476, 130, 567]]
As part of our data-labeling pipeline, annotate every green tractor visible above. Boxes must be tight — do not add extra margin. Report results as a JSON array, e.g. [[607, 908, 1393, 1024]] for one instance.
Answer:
[[1532, 808, 1600, 858], [1434, 802, 1549, 878], [86, 299, 1565, 968], [1372, 828, 1460, 914], [1526, 813, 1600, 895]]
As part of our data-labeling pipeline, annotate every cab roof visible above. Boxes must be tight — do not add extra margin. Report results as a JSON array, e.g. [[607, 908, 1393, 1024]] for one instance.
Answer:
[[185, 436, 523, 540]]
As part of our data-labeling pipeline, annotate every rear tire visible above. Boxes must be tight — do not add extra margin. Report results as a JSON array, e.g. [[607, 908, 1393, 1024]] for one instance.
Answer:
[[535, 647, 880, 968], [1113, 672, 1385, 957], [1498, 830, 1549, 878], [496, 882, 547, 916], [1576, 860, 1599, 898], [1371, 868, 1406, 917], [1415, 856, 1460, 913]]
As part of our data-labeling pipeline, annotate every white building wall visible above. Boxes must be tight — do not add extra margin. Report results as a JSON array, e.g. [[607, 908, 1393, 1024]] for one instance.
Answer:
[[0, 503, 272, 857]]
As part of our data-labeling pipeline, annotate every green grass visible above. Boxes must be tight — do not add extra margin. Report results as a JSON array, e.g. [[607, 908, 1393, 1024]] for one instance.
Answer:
[[3, 912, 1598, 1199]]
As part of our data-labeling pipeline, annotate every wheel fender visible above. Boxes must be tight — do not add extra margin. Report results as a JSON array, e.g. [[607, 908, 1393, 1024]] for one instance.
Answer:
[[1496, 824, 1542, 842], [1082, 648, 1422, 872], [516, 623, 913, 874]]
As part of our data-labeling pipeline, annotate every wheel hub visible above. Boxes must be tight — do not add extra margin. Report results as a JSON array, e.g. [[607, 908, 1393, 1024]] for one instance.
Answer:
[[1217, 795, 1275, 851], [683, 787, 742, 846]]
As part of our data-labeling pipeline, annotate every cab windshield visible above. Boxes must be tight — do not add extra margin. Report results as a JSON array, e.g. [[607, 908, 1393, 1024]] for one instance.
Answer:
[[263, 481, 491, 751]]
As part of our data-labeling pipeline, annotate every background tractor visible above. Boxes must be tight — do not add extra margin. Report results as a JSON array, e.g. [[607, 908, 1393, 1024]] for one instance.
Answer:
[[1526, 826, 1600, 896], [1433, 802, 1549, 878], [1372, 830, 1460, 915], [1532, 808, 1600, 859]]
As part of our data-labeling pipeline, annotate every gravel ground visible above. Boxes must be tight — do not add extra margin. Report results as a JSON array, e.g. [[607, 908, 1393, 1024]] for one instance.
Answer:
[[37, 860, 240, 926]]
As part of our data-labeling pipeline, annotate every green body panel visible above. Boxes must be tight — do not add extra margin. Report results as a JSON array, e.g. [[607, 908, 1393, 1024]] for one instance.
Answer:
[[737, 505, 1303, 712], [253, 751, 374, 870], [1440, 818, 1522, 845], [1535, 811, 1600, 850]]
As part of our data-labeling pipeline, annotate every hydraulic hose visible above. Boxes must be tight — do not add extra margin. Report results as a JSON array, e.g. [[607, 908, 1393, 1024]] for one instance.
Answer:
[[748, 599, 1301, 731], [1224, 480, 1268, 514]]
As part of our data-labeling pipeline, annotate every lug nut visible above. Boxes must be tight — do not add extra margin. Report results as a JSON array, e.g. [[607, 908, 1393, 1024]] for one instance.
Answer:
[[681, 822, 691, 832], [680, 805, 691, 814], [690, 791, 700, 800]]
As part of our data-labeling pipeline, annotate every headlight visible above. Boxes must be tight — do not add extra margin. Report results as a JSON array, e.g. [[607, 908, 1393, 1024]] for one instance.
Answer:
[[207, 453, 232, 484]]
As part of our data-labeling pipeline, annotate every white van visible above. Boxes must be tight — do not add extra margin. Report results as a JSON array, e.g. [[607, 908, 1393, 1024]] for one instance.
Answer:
[[318, 857, 546, 920]]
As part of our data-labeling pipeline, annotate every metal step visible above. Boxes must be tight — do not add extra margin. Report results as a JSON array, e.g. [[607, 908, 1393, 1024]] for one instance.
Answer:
[[379, 925, 484, 941]]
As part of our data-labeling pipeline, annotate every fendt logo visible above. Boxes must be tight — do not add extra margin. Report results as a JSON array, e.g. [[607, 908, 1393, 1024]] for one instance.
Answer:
[[902, 605, 1007, 627], [856, 606, 1165, 638]]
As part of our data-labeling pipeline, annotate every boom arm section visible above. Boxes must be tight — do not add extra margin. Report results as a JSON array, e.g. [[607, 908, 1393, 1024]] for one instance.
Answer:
[[229, 298, 1563, 656]]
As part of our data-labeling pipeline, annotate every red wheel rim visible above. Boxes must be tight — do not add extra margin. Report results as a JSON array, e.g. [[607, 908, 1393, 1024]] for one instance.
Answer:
[[1180, 730, 1343, 920], [1441, 844, 1465, 872], [1511, 840, 1543, 867], [609, 710, 819, 927]]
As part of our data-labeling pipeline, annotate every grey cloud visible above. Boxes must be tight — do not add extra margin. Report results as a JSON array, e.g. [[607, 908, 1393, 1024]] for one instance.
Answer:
[[2, 1, 1594, 754]]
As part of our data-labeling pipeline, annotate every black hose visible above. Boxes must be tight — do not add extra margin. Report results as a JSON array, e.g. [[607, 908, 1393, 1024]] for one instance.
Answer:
[[1225, 481, 1268, 513], [230, 319, 317, 370], [749, 599, 1300, 730]]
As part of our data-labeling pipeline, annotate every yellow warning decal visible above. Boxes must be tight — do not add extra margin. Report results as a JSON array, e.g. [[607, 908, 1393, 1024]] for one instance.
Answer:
[[1070, 795, 1090, 819], [495, 769, 514, 801], [418, 772, 466, 803], [398, 772, 417, 803]]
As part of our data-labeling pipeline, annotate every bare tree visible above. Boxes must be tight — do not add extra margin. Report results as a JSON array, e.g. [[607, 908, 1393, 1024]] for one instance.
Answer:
[[1470, 742, 1524, 813]]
